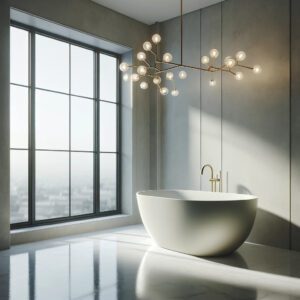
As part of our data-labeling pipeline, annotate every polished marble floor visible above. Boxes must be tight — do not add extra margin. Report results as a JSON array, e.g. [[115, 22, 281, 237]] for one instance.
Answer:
[[0, 225, 300, 299]]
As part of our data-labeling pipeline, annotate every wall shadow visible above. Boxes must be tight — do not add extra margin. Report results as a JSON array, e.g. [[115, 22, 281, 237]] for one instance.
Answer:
[[237, 184, 300, 252]]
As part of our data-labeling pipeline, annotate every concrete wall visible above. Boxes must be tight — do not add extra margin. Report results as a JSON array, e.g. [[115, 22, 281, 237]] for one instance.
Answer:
[[222, 0, 290, 248], [159, 11, 201, 190], [200, 4, 222, 192], [156, 0, 300, 249], [0, 0, 10, 250], [0, 0, 151, 246]]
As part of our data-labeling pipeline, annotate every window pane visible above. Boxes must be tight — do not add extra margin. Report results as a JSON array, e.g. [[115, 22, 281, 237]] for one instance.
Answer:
[[10, 27, 29, 85], [36, 151, 69, 220], [36, 90, 69, 150], [100, 102, 117, 152], [71, 45, 94, 98], [71, 153, 93, 216], [100, 153, 117, 212], [36, 34, 69, 93], [10, 150, 28, 224], [100, 54, 117, 102], [10, 85, 28, 149], [71, 97, 94, 151]]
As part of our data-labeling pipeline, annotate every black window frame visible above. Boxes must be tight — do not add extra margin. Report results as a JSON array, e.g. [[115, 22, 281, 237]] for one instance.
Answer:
[[10, 21, 122, 229]]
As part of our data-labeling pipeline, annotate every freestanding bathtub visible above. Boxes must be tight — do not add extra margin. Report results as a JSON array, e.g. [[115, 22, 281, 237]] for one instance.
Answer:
[[137, 190, 257, 257]]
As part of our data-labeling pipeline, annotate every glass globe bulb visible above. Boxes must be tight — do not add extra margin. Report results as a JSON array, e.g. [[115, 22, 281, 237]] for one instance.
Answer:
[[171, 89, 179, 97], [140, 81, 149, 90], [143, 41, 152, 51], [236, 51, 246, 62], [235, 72, 244, 81], [119, 62, 129, 72], [152, 33, 162, 44], [201, 56, 210, 65], [137, 65, 147, 76], [178, 70, 187, 80], [137, 52, 146, 61], [153, 76, 161, 85], [123, 73, 129, 82], [224, 56, 236, 68], [166, 72, 174, 80], [160, 87, 169, 95], [209, 79, 216, 87], [209, 48, 219, 58], [131, 73, 140, 82], [253, 65, 262, 74], [163, 52, 173, 63]]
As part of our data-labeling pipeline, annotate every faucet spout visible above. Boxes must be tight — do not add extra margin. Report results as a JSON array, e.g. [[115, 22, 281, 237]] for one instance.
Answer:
[[201, 164, 222, 192], [201, 164, 214, 179]]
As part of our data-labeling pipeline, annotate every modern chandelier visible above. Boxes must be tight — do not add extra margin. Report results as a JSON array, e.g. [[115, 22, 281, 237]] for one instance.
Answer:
[[119, 0, 262, 97]]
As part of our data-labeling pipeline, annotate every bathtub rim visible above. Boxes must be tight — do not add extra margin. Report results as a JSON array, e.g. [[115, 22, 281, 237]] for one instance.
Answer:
[[136, 189, 258, 202]]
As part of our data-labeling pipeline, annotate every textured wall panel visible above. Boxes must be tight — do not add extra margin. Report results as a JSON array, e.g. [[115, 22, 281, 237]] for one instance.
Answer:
[[160, 11, 201, 189], [200, 4, 222, 191], [222, 0, 290, 248]]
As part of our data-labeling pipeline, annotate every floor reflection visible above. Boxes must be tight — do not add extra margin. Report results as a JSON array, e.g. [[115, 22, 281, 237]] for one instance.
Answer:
[[136, 248, 257, 300], [1, 225, 300, 300]]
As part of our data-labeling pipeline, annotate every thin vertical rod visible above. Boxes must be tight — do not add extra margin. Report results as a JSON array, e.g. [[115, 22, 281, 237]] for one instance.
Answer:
[[180, 0, 183, 65]]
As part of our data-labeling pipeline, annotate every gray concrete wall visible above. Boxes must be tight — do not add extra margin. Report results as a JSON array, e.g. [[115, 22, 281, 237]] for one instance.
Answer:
[[200, 4, 222, 191], [0, 0, 10, 250], [160, 11, 201, 190], [0, 0, 151, 246], [156, 0, 296, 249], [222, 0, 290, 248]]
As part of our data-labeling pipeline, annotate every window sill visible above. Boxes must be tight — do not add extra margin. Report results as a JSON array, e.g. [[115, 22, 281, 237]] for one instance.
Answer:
[[10, 213, 139, 245]]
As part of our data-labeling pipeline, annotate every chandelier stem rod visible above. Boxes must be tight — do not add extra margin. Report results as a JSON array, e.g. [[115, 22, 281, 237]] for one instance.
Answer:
[[155, 65, 178, 74], [180, 0, 183, 65]]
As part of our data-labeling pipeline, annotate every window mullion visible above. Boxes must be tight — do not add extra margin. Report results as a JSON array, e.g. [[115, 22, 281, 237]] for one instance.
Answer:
[[94, 52, 100, 214], [69, 44, 72, 218], [29, 31, 36, 225], [116, 56, 121, 213]]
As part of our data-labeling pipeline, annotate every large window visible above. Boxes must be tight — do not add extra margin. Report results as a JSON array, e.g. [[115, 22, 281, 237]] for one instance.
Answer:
[[10, 24, 120, 227]]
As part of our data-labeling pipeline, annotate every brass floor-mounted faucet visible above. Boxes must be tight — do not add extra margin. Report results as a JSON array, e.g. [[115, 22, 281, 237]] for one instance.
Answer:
[[201, 164, 222, 192]]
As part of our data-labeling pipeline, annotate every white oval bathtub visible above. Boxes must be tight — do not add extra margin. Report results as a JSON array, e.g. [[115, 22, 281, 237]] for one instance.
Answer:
[[137, 190, 258, 257]]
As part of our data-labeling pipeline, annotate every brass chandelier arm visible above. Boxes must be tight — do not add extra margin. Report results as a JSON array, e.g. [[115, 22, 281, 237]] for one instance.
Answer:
[[156, 60, 215, 72], [236, 63, 254, 70], [143, 59, 151, 67], [225, 69, 237, 76], [129, 65, 160, 72], [155, 65, 178, 74]]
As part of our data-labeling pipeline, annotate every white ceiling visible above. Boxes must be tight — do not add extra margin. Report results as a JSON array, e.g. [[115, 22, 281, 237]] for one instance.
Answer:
[[91, 0, 224, 25]]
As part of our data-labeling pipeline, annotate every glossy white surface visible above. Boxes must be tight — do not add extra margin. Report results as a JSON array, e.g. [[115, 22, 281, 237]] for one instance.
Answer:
[[1, 225, 300, 299], [137, 190, 258, 256]]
